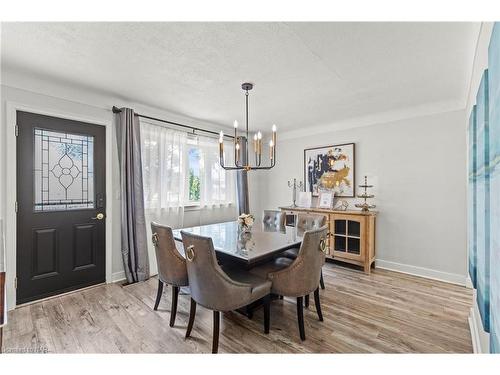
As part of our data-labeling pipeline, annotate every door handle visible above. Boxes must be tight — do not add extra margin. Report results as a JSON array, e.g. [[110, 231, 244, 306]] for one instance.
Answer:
[[91, 213, 105, 220]]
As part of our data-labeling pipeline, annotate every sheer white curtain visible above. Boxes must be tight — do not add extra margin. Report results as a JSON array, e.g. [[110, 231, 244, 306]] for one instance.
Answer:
[[141, 122, 187, 276], [141, 122, 187, 229], [195, 135, 237, 225], [198, 135, 237, 207]]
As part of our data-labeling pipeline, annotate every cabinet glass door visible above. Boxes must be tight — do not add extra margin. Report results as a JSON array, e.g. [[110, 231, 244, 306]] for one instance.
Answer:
[[332, 216, 364, 259]]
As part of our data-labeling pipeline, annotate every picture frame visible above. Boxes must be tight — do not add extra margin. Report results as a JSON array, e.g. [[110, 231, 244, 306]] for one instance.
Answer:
[[297, 191, 312, 208], [304, 143, 355, 198], [318, 191, 334, 209]]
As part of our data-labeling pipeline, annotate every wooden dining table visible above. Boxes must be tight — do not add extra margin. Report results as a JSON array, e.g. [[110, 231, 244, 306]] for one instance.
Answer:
[[172, 220, 303, 268]]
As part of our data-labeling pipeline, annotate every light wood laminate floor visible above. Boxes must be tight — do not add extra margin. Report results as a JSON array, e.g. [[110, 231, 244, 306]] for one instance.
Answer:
[[2, 263, 473, 353]]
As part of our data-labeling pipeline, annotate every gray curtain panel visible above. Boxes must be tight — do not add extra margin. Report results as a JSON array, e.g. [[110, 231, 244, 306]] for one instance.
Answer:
[[115, 108, 150, 283], [236, 136, 250, 215]]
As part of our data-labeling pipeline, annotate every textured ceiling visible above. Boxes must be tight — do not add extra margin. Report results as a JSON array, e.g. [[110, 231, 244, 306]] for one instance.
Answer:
[[1, 22, 480, 131]]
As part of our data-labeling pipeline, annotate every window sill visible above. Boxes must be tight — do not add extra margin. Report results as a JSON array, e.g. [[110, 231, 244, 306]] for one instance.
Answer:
[[184, 204, 201, 212], [183, 203, 234, 212]]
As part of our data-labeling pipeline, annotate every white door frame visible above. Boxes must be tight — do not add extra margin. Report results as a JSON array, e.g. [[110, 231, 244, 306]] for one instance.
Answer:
[[4, 101, 114, 310]]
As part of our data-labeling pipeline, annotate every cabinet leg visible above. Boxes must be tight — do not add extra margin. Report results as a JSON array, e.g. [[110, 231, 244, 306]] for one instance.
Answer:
[[364, 263, 371, 274]]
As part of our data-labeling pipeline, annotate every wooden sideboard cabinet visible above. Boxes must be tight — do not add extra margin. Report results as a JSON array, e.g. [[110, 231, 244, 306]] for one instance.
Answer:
[[279, 206, 377, 274]]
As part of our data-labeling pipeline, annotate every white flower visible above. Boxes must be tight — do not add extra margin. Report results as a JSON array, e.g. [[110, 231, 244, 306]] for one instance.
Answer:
[[238, 213, 254, 227]]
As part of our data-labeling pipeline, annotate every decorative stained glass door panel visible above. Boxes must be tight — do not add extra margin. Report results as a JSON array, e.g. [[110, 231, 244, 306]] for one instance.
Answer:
[[16, 111, 106, 305], [34, 128, 94, 211]]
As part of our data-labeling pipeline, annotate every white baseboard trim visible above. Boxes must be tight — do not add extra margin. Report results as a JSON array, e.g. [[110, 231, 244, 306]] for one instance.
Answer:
[[110, 271, 126, 283], [465, 276, 474, 289], [468, 292, 490, 353], [375, 259, 467, 286]]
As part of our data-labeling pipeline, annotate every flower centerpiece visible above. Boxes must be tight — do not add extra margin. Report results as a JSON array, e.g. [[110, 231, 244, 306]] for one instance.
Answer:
[[238, 213, 254, 232]]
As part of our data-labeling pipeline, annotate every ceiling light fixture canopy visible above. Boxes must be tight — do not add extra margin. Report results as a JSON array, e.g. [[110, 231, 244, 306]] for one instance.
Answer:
[[219, 83, 276, 171]]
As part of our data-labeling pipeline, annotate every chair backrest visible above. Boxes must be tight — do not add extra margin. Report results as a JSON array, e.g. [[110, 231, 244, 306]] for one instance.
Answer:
[[151, 222, 188, 287], [271, 226, 327, 297], [296, 213, 327, 235], [180, 231, 254, 311], [262, 210, 285, 232]]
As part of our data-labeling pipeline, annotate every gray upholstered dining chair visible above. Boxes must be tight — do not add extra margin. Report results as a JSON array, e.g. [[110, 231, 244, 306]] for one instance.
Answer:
[[282, 213, 327, 293], [250, 226, 328, 341], [262, 209, 285, 232], [151, 222, 189, 327], [180, 231, 272, 354]]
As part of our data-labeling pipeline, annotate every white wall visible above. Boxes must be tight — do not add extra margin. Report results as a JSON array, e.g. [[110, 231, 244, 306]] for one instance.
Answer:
[[253, 109, 468, 284], [0, 68, 237, 309]]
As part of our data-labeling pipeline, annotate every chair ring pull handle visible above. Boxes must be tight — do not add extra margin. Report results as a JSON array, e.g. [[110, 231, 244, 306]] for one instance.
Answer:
[[186, 245, 195, 262], [319, 238, 327, 254], [152, 233, 159, 246]]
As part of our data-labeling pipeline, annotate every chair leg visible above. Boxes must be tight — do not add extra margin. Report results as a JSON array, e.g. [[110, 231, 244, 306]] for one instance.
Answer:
[[296, 296, 306, 341], [314, 287, 324, 322], [263, 295, 270, 334], [169, 285, 179, 327], [154, 280, 164, 310], [185, 298, 197, 338], [320, 270, 325, 290], [246, 305, 254, 320], [212, 311, 220, 354], [305, 294, 310, 308]]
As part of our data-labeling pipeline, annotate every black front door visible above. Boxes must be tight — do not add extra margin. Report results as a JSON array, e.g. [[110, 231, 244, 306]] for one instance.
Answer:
[[16, 111, 106, 304]]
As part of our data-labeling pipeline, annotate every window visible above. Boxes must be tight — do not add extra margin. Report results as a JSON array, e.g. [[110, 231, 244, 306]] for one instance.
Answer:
[[185, 135, 236, 207], [141, 122, 236, 213], [187, 147, 201, 203]]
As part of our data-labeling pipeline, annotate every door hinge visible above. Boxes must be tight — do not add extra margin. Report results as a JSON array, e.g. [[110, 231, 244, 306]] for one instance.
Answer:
[[15, 277, 18, 289], [15, 201, 18, 213], [15, 124, 19, 137]]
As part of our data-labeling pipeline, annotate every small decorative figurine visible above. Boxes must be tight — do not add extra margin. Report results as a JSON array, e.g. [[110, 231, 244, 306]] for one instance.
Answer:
[[333, 199, 349, 211], [355, 175, 376, 212]]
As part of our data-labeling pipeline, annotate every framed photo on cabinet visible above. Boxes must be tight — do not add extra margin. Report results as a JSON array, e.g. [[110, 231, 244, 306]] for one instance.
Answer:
[[318, 191, 334, 209]]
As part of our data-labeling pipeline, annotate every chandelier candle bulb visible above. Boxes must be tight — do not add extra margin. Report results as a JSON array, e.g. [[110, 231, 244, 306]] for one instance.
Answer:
[[235, 142, 240, 164], [272, 124, 277, 146], [219, 132, 224, 154], [253, 133, 258, 153], [269, 140, 274, 159], [257, 131, 262, 155]]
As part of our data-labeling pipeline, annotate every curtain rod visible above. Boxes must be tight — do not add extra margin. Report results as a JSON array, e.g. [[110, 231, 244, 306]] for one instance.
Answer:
[[112, 106, 234, 139]]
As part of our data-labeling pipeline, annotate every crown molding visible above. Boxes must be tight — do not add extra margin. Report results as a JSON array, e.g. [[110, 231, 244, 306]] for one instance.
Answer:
[[279, 98, 465, 140], [1, 66, 234, 134]]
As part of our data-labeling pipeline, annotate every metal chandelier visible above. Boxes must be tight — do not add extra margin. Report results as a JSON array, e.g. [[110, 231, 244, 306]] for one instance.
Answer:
[[219, 83, 276, 170]]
